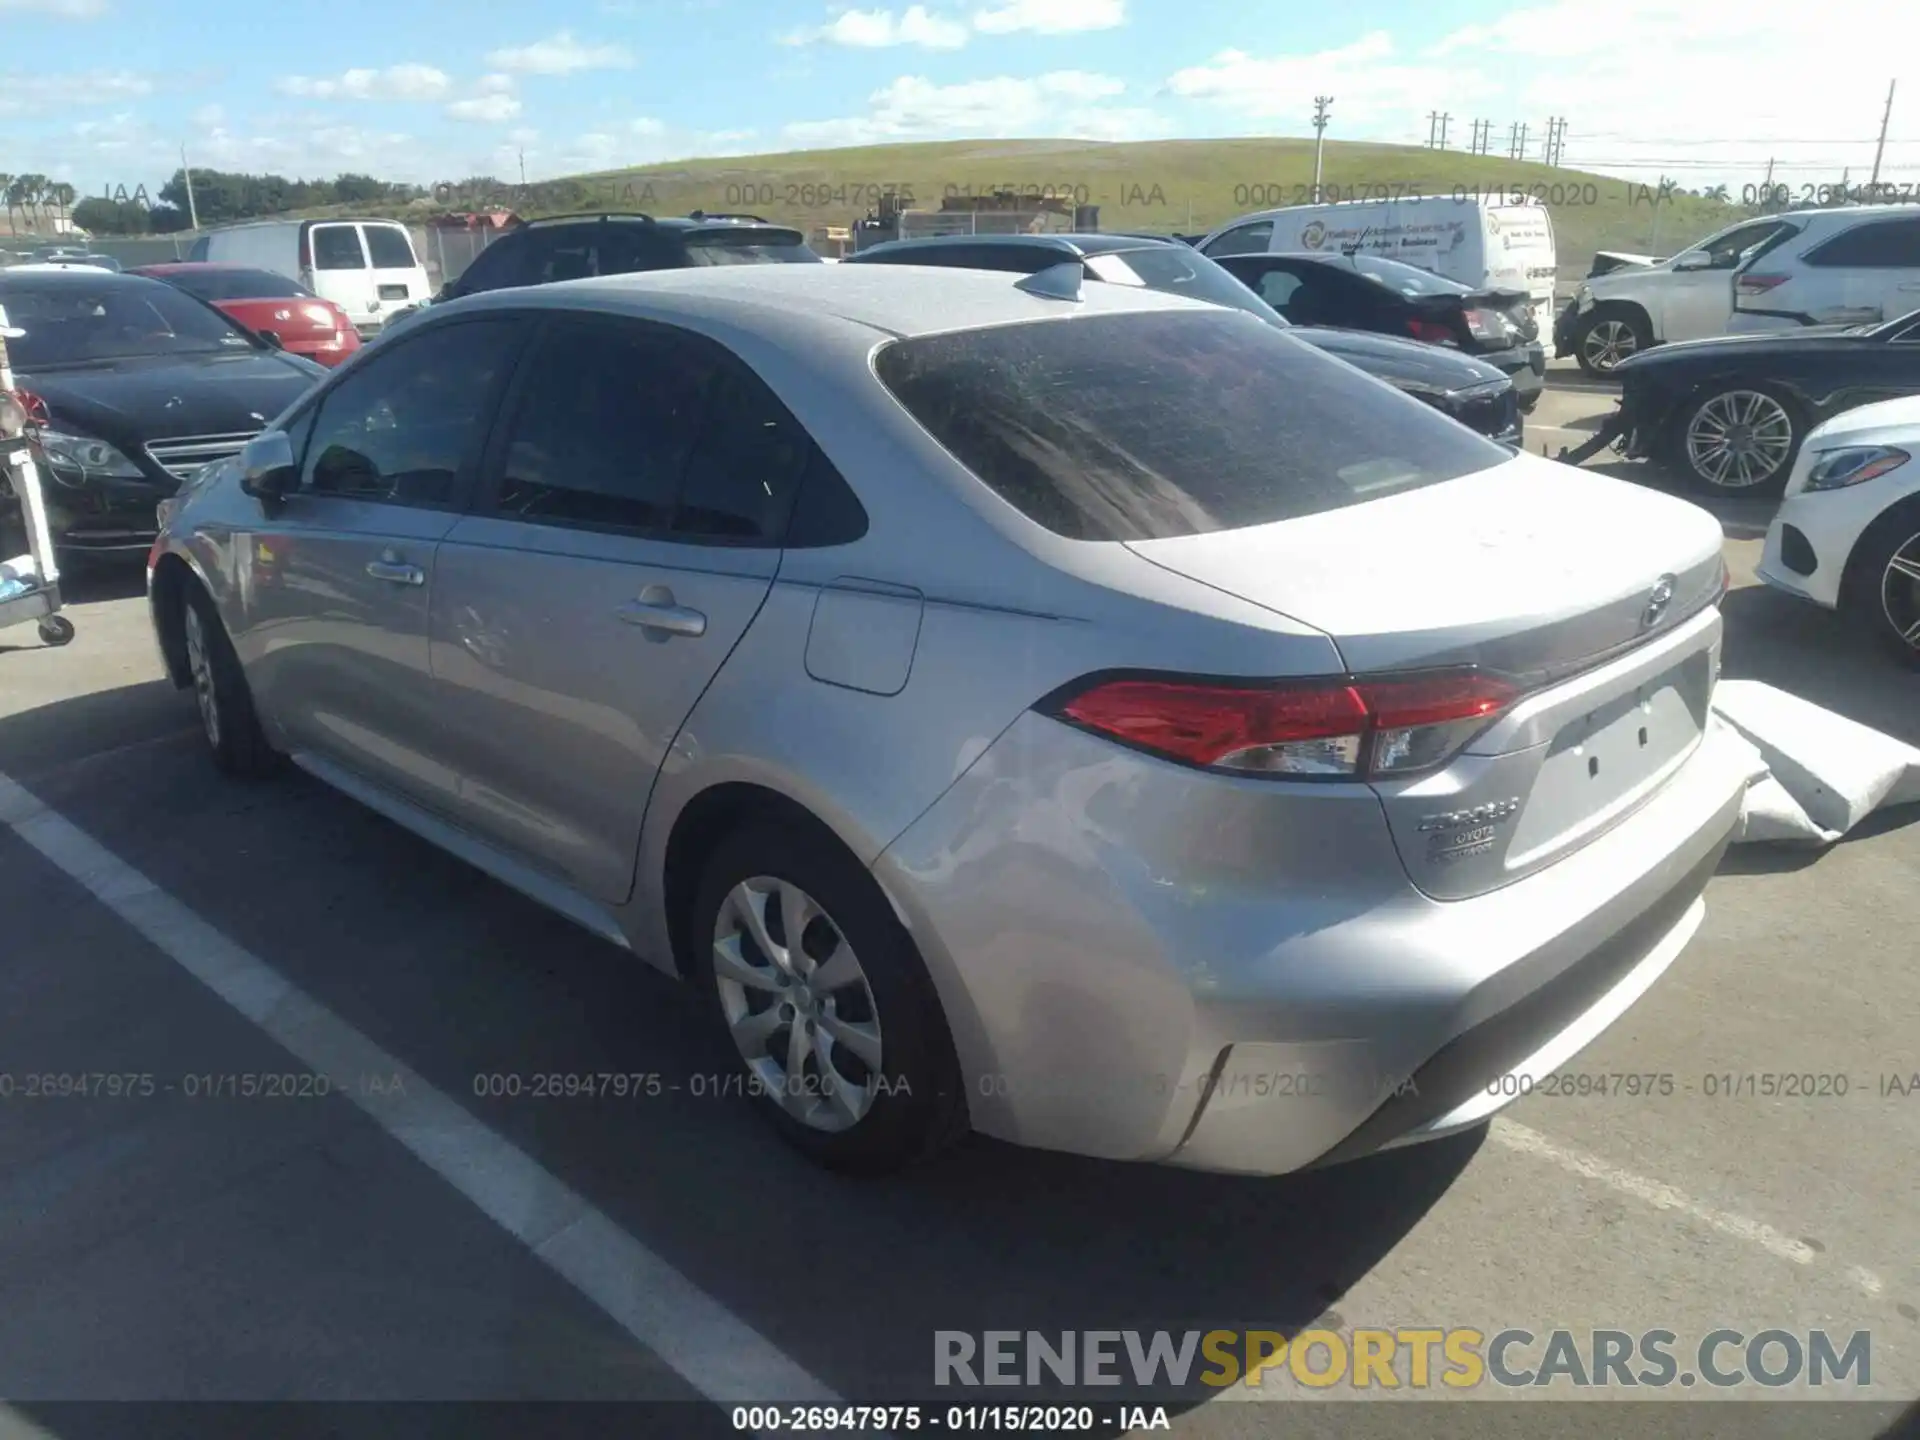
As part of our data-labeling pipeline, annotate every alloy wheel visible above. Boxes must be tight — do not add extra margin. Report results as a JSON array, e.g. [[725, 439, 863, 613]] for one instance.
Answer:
[[1883, 531, 1920, 655], [182, 604, 221, 749], [1685, 390, 1794, 489], [1581, 318, 1639, 372], [712, 875, 884, 1133]]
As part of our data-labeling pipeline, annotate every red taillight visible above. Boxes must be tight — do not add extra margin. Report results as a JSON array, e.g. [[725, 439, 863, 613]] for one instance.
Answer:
[[11, 388, 50, 426], [1407, 317, 1456, 345], [1737, 273, 1790, 295], [1044, 670, 1517, 780]]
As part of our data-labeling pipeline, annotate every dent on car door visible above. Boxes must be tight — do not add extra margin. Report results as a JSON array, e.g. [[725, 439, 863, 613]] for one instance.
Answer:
[[426, 315, 802, 903], [241, 316, 525, 808]]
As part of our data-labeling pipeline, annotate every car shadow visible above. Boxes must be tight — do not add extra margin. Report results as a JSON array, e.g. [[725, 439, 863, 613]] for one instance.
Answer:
[[0, 678, 1482, 1418]]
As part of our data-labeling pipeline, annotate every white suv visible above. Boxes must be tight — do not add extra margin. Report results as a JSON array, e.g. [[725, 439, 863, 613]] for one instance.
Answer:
[[1558, 206, 1920, 376]]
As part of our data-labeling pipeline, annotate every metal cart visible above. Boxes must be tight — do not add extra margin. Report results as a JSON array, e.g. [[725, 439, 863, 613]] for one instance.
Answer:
[[0, 302, 74, 648]]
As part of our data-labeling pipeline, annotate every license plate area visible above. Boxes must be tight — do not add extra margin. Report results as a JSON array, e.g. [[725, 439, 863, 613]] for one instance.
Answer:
[[1506, 658, 1709, 870], [378, 284, 410, 301]]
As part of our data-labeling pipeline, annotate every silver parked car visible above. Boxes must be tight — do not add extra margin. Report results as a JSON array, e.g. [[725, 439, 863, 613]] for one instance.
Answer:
[[148, 264, 1752, 1175]]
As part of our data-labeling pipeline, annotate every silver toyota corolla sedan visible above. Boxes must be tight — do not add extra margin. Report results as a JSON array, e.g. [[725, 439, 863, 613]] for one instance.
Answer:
[[148, 263, 1751, 1175]]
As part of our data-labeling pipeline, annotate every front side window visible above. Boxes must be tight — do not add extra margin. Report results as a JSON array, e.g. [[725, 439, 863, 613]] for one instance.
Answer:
[[300, 318, 521, 506], [310, 225, 367, 271], [874, 310, 1508, 542], [1690, 220, 1791, 269]]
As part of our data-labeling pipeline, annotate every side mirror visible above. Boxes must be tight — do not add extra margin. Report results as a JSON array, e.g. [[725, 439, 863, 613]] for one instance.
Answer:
[[238, 431, 299, 503], [258, 329, 285, 350], [1672, 250, 1714, 272]]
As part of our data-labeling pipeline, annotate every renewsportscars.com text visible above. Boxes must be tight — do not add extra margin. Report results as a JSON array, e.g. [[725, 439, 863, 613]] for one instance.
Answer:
[[934, 1328, 1873, 1391]]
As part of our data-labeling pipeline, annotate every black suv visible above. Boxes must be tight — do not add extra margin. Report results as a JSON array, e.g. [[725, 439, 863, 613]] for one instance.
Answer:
[[389, 212, 819, 327], [845, 233, 1524, 445]]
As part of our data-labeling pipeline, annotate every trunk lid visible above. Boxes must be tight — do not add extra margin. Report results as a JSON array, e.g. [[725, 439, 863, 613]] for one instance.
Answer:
[[1125, 453, 1727, 898]]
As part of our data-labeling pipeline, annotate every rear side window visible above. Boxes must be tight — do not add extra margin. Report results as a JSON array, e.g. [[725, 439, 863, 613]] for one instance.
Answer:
[[1805, 218, 1920, 268], [311, 226, 366, 271], [683, 229, 820, 266], [873, 310, 1507, 542], [364, 225, 418, 269]]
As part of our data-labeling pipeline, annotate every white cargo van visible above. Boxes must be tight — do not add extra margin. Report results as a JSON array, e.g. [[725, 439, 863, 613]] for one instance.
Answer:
[[1198, 196, 1561, 351], [188, 219, 431, 338]]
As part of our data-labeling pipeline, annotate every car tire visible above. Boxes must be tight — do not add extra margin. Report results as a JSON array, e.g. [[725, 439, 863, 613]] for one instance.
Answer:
[[1671, 385, 1802, 499], [1572, 305, 1651, 378], [689, 818, 967, 1174], [179, 581, 279, 777], [1843, 498, 1920, 667]]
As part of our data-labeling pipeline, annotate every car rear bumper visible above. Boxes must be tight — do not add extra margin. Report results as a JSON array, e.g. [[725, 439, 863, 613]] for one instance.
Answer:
[[876, 685, 1749, 1175], [1480, 344, 1546, 400]]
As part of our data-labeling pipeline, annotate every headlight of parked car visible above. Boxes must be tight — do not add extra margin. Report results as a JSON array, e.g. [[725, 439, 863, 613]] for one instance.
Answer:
[[1803, 445, 1910, 492], [35, 430, 145, 487]]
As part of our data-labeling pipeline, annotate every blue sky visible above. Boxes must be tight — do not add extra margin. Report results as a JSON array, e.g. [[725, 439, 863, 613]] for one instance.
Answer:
[[3, 0, 1913, 198]]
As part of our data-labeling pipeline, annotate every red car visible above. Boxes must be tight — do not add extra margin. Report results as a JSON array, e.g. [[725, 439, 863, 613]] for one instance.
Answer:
[[128, 263, 362, 368]]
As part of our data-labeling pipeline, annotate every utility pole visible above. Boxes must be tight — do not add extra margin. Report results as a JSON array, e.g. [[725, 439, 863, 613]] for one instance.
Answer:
[[180, 145, 200, 231], [1869, 79, 1896, 193], [1311, 95, 1333, 201], [1427, 111, 1452, 149], [518, 149, 528, 188]]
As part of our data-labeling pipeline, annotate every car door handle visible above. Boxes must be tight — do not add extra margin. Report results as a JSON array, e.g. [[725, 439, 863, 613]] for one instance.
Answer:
[[616, 598, 707, 637], [365, 559, 425, 585]]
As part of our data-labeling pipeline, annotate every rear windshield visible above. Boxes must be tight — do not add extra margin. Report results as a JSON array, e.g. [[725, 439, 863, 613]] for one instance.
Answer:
[[684, 230, 819, 266], [311, 226, 367, 270], [874, 310, 1508, 541], [163, 267, 312, 301], [0, 277, 257, 368], [1084, 247, 1286, 324], [364, 225, 418, 269], [1348, 254, 1470, 297]]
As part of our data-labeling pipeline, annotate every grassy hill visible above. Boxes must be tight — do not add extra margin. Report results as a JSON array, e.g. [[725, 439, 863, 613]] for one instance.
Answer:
[[522, 137, 1741, 274]]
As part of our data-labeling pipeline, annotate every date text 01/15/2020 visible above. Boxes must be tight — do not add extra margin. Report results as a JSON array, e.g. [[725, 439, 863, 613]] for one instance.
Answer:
[[0, 1072, 407, 1100], [731, 1405, 1170, 1433]]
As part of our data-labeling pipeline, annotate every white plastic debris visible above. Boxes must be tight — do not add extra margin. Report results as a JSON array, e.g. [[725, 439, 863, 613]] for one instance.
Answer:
[[0, 553, 39, 603], [1713, 679, 1920, 846]]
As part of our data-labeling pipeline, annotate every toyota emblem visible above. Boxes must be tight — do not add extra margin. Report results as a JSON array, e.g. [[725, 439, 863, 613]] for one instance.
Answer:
[[1642, 575, 1676, 630]]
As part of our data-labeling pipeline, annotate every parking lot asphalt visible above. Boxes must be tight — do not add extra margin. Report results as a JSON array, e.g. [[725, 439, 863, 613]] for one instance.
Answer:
[[1, 366, 1916, 1437]]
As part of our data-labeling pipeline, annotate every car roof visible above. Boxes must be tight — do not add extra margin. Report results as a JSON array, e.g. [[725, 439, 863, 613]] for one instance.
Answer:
[[856, 232, 1172, 261], [132, 262, 267, 273], [0, 264, 150, 281], [454, 260, 1211, 340]]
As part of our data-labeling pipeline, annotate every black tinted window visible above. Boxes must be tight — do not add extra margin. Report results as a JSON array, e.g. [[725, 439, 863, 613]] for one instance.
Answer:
[[1202, 221, 1273, 257], [302, 318, 519, 506], [674, 365, 813, 542], [1807, 218, 1920, 268], [874, 310, 1506, 542], [311, 226, 366, 270], [492, 320, 718, 532], [452, 232, 532, 293], [364, 225, 417, 269]]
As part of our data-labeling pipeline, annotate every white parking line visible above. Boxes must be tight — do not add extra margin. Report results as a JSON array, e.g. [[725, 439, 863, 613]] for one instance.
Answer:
[[1490, 1119, 1887, 1299], [0, 769, 839, 1410]]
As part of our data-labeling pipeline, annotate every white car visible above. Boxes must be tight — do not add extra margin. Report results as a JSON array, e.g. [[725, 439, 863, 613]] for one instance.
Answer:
[[1563, 206, 1920, 377], [1757, 394, 1920, 663]]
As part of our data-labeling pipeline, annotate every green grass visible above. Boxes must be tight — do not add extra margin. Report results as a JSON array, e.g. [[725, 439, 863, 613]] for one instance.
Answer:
[[536, 137, 1742, 271]]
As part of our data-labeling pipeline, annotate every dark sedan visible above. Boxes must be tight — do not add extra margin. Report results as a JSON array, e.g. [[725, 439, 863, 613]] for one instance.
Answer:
[[845, 234, 1525, 445], [1213, 251, 1547, 412], [0, 267, 325, 559], [1563, 309, 1920, 497]]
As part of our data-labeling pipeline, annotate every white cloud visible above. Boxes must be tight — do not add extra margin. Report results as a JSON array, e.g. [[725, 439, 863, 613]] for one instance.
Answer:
[[446, 92, 524, 123], [485, 31, 635, 74], [0, 69, 153, 113], [972, 0, 1122, 34], [631, 117, 667, 135], [476, 72, 518, 95], [786, 6, 970, 48], [1165, 31, 1480, 136], [781, 70, 1152, 148], [277, 64, 452, 101], [0, 0, 107, 16]]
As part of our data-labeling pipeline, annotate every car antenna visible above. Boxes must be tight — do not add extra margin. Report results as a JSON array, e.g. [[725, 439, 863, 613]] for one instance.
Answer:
[[1341, 226, 1371, 258], [1014, 261, 1084, 302]]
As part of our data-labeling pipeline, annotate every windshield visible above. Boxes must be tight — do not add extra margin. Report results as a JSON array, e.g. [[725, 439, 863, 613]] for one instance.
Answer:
[[874, 309, 1506, 542], [1086, 247, 1289, 326], [684, 230, 820, 265], [0, 277, 258, 367], [157, 268, 314, 302], [1347, 254, 1472, 297]]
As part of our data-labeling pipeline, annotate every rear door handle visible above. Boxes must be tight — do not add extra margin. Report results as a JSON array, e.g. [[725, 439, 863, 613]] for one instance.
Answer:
[[616, 597, 707, 637], [366, 551, 425, 586]]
